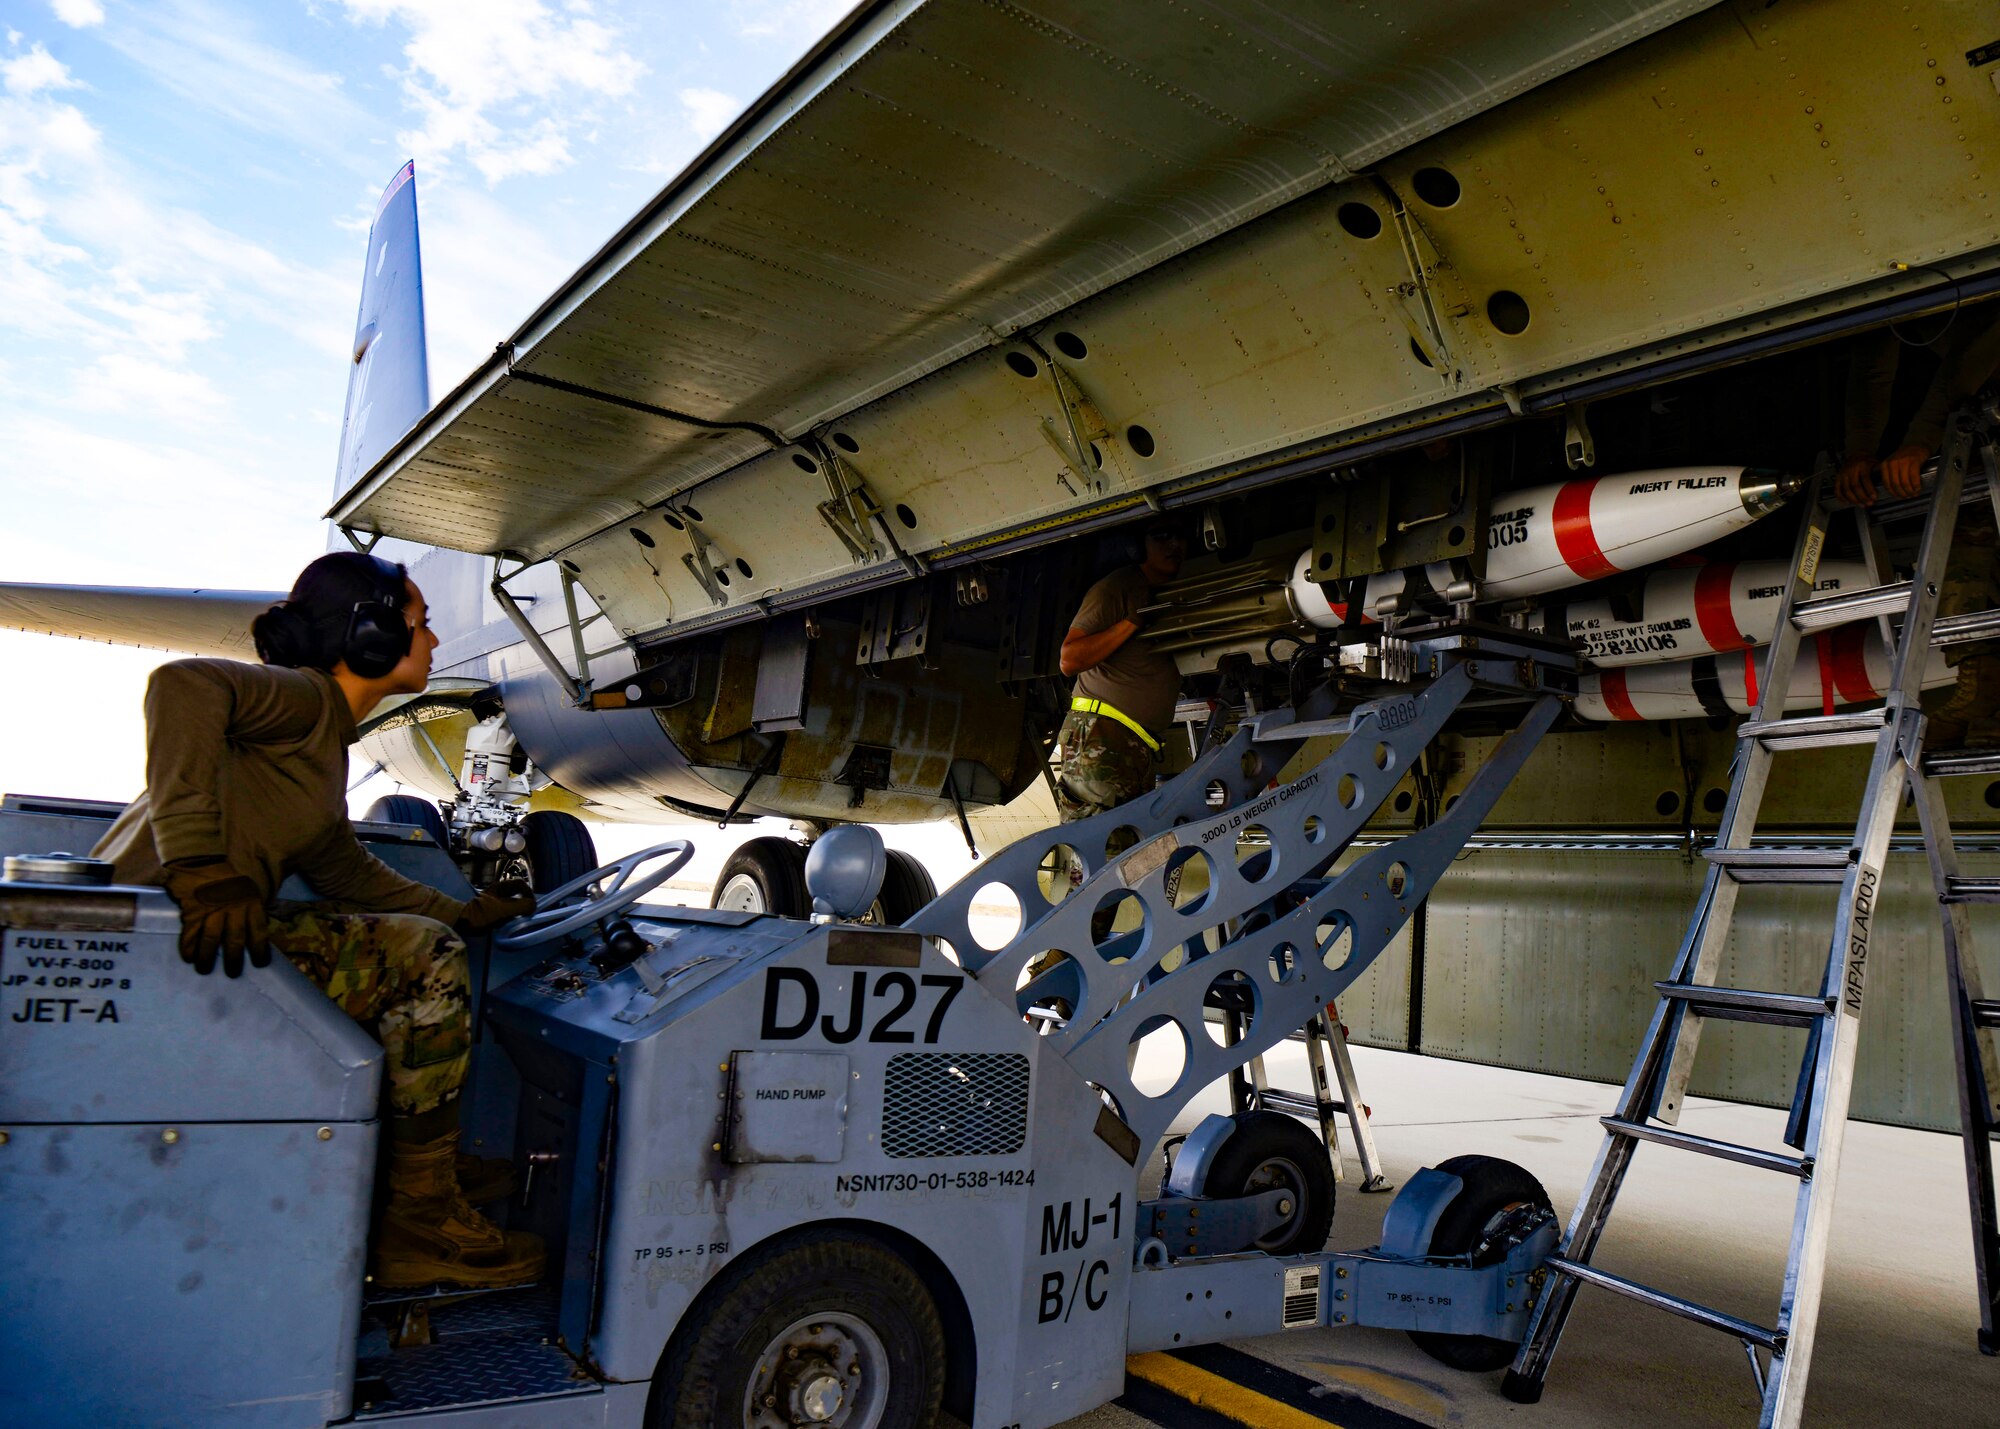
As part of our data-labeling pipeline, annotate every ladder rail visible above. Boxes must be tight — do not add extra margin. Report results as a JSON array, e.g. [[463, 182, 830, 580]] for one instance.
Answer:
[[1508, 408, 1999, 1429], [1654, 482, 1835, 1123], [1909, 769, 2000, 1353]]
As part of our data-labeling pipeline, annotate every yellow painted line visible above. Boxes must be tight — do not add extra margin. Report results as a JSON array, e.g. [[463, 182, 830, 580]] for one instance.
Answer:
[[1303, 1361, 1449, 1420], [1126, 1352, 1347, 1429]]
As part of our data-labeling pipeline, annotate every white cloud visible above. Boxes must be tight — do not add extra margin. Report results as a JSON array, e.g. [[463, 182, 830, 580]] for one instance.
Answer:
[[0, 67, 353, 435], [3, 43, 80, 96], [679, 86, 739, 142], [337, 0, 644, 185], [68, 352, 228, 421], [97, 1, 367, 156], [729, 0, 854, 43], [415, 182, 580, 388], [49, 0, 105, 27], [0, 413, 321, 585]]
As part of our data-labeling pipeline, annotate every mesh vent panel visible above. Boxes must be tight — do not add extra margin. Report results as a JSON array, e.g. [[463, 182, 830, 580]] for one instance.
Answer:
[[881, 1052, 1030, 1158]]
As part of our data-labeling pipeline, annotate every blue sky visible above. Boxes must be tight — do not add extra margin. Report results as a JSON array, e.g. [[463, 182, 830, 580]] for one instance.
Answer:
[[0, 0, 856, 811]]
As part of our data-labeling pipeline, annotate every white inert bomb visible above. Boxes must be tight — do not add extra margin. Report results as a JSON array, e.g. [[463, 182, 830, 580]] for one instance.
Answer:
[[1285, 552, 1426, 626], [1483, 466, 1797, 599], [1538, 558, 1871, 668], [1575, 624, 1954, 721], [1284, 467, 1800, 623]]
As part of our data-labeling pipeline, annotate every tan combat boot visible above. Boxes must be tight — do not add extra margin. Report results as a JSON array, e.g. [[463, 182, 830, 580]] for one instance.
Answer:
[[455, 1151, 517, 1204], [1928, 654, 2000, 751], [373, 1132, 545, 1289]]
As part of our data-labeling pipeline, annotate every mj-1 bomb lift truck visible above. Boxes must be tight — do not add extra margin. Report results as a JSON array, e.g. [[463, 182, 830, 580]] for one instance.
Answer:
[[1, 621, 1573, 1428]]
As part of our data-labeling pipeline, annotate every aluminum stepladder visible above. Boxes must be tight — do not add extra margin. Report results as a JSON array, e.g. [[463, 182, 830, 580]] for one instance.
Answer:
[[1225, 1001, 1393, 1193], [1177, 694, 1397, 1194], [1502, 409, 1992, 1427]]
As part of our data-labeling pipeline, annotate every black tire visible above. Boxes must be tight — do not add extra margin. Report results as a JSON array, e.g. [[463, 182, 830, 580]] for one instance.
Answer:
[[877, 849, 937, 925], [711, 836, 809, 917], [1407, 1154, 1554, 1373], [365, 794, 449, 848], [1199, 1110, 1336, 1257], [522, 809, 598, 894], [649, 1229, 944, 1429]]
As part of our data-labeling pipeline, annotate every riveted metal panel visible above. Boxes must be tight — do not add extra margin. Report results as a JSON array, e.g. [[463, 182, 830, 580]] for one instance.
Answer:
[[1396, 847, 2000, 1131], [336, 0, 2000, 671], [334, 0, 1725, 563]]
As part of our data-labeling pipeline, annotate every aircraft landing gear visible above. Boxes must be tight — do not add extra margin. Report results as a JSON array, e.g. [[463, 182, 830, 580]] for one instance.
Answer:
[[712, 838, 938, 924], [712, 836, 811, 917], [366, 794, 449, 848], [521, 809, 597, 894]]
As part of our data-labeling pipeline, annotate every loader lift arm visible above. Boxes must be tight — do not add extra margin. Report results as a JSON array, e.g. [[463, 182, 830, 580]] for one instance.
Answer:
[[908, 626, 1574, 1154]]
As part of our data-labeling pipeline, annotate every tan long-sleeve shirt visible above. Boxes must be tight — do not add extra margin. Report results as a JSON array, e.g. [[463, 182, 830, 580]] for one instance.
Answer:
[[92, 659, 464, 924]]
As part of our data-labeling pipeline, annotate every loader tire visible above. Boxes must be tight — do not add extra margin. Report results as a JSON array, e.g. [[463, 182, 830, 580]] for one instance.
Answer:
[[1199, 1110, 1335, 1256], [649, 1229, 944, 1429], [1407, 1155, 1554, 1373]]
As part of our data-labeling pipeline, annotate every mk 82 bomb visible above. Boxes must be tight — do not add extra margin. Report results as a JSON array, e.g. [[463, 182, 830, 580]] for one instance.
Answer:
[[1576, 624, 1953, 721], [1140, 465, 1803, 675], [1534, 558, 1871, 668], [1480, 467, 1799, 599], [1294, 466, 1801, 622]]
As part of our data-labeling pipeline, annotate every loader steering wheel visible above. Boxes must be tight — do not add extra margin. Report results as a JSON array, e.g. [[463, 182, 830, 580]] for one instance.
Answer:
[[492, 839, 695, 950]]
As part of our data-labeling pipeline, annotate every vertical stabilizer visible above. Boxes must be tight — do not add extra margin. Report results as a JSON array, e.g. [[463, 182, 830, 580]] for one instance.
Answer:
[[335, 162, 430, 496]]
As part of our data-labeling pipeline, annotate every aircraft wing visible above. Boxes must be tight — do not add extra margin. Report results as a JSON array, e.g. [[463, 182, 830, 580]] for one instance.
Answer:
[[330, 0, 2000, 655], [333, 0, 1718, 555], [0, 582, 281, 658]]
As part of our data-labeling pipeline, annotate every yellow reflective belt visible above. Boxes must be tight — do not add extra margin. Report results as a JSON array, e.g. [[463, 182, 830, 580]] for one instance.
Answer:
[[1070, 696, 1161, 753]]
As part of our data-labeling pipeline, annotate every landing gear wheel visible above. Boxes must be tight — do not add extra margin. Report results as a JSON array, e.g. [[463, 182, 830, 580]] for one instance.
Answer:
[[365, 795, 448, 849], [1407, 1155, 1554, 1373], [649, 1229, 944, 1429], [874, 849, 937, 925], [522, 810, 597, 895], [712, 837, 810, 917], [1199, 1111, 1335, 1256]]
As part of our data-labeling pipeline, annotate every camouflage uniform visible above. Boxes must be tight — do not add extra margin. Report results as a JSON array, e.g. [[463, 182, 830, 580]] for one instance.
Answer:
[[268, 908, 471, 1118], [1053, 707, 1160, 926]]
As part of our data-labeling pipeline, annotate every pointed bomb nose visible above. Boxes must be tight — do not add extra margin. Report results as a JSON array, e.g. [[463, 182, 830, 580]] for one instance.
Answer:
[[1738, 468, 1802, 518]]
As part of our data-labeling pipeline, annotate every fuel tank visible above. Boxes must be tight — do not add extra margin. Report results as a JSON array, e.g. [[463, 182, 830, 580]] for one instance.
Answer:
[[501, 626, 1040, 824]]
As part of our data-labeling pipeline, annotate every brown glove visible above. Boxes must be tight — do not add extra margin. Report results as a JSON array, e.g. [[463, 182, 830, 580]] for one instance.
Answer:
[[456, 879, 537, 935], [162, 859, 271, 979]]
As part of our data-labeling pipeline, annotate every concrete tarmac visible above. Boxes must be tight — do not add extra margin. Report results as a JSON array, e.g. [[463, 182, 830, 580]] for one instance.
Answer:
[[1057, 1042, 1998, 1428]]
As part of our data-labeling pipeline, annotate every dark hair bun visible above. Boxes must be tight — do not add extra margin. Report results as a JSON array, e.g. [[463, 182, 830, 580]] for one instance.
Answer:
[[251, 603, 315, 667], [256, 551, 410, 670]]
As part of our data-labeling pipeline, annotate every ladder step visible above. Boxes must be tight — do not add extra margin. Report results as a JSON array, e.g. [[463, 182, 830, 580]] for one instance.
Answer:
[[1944, 877, 2000, 905], [1932, 608, 2000, 649], [1737, 710, 1888, 750], [1601, 1116, 1814, 1178], [1923, 747, 2000, 779], [1655, 981, 1835, 1026], [1702, 847, 1852, 883], [1973, 1000, 2000, 1030], [1547, 1257, 1782, 1351], [1793, 579, 1910, 630]]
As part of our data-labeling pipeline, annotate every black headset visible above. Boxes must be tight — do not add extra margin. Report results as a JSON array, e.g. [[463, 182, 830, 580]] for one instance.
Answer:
[[341, 554, 415, 678]]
